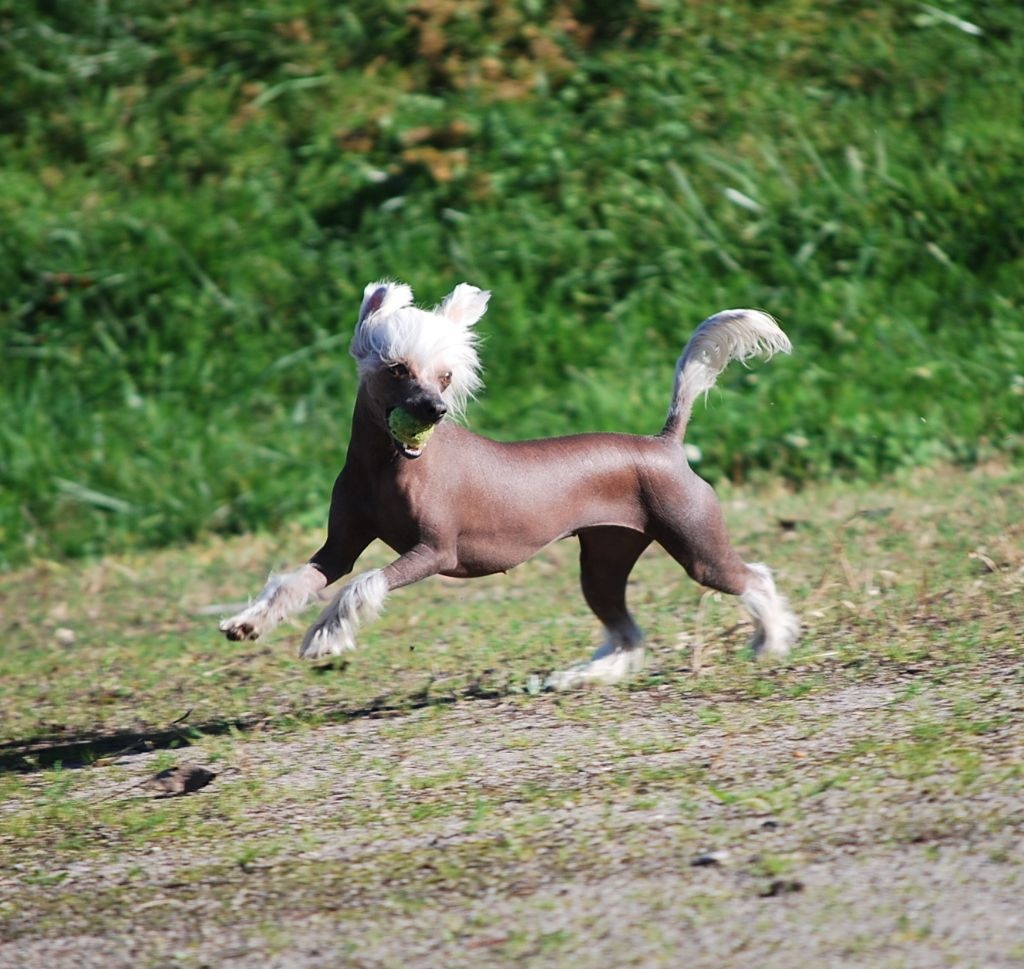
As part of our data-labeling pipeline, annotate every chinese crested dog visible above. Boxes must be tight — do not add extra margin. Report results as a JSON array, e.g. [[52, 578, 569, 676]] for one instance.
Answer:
[[220, 282, 799, 686]]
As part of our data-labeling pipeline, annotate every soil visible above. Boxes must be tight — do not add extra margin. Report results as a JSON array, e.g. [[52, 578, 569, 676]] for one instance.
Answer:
[[2, 654, 1021, 968]]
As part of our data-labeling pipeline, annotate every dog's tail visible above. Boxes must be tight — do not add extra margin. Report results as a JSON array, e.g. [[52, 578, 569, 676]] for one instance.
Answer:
[[661, 309, 791, 441]]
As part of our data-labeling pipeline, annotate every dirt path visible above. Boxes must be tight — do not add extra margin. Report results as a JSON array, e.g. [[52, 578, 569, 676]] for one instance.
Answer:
[[2, 655, 1022, 968]]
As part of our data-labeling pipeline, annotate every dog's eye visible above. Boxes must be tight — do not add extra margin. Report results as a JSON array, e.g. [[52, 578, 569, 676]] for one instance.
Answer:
[[439, 371, 452, 390], [389, 363, 410, 379]]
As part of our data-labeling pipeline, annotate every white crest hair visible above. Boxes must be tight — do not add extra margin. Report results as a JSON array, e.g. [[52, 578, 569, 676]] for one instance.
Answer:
[[350, 280, 489, 420]]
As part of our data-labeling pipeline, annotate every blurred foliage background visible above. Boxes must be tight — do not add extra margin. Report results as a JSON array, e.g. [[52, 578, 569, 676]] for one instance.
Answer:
[[1, 0, 1022, 564]]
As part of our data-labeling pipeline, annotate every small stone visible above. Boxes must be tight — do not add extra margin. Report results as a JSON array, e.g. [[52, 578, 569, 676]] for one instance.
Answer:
[[55, 627, 76, 646], [691, 850, 730, 867], [142, 764, 217, 798], [761, 878, 804, 897]]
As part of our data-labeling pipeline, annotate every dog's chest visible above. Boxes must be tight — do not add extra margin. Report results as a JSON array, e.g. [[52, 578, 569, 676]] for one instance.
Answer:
[[368, 467, 441, 552]]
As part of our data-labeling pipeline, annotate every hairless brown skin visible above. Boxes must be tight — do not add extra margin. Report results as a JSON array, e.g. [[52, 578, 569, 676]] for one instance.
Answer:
[[313, 387, 739, 614], [221, 288, 798, 684]]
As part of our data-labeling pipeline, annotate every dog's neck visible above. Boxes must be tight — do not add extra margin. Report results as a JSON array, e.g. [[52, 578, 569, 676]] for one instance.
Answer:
[[347, 388, 395, 468]]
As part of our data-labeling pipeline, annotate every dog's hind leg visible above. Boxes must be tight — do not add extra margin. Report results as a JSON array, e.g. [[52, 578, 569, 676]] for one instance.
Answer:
[[738, 562, 799, 659], [654, 478, 798, 660], [547, 526, 652, 689], [579, 526, 652, 657]]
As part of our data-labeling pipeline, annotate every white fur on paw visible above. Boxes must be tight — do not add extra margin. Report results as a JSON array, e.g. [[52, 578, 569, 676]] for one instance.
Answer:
[[298, 570, 388, 660], [753, 636, 792, 662], [546, 648, 645, 691], [742, 563, 799, 662], [219, 610, 263, 641], [218, 567, 323, 643], [299, 622, 356, 660], [750, 608, 800, 662]]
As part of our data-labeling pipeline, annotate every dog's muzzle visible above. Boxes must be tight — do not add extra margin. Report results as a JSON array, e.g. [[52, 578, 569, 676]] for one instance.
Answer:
[[394, 437, 425, 460], [387, 402, 446, 460]]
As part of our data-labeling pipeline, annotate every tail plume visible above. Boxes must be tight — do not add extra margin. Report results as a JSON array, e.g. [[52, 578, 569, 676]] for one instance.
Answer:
[[661, 309, 791, 441]]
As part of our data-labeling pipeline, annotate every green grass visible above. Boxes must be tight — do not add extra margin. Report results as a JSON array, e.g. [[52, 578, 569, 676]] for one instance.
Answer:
[[2, 1, 1023, 565]]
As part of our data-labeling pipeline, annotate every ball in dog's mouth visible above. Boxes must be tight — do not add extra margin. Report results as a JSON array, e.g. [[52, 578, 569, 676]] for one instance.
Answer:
[[387, 407, 437, 459]]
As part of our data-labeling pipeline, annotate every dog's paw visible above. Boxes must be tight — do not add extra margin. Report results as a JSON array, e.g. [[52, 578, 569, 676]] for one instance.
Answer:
[[750, 613, 799, 662], [545, 648, 645, 690], [219, 616, 260, 642], [299, 622, 357, 660], [752, 638, 792, 662]]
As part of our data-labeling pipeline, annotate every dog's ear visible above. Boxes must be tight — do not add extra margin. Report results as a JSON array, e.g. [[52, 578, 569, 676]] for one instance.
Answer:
[[438, 284, 490, 328], [358, 280, 413, 326]]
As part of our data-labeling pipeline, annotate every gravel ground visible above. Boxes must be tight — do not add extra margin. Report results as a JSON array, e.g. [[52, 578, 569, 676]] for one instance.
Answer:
[[2, 659, 1021, 969]]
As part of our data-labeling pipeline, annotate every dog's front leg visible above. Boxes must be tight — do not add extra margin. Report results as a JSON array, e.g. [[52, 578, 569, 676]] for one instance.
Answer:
[[219, 563, 328, 642], [219, 469, 374, 643], [298, 543, 446, 659], [219, 543, 372, 644]]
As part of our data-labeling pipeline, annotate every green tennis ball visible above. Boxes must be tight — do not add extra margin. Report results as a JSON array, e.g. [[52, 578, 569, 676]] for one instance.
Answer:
[[388, 407, 436, 449]]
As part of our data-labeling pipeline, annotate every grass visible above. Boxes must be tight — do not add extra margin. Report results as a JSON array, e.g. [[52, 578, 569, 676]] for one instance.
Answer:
[[2, 1, 1023, 564], [0, 466, 1020, 966]]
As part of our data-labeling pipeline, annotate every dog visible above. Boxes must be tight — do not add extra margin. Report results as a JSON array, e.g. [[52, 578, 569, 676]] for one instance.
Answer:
[[220, 281, 799, 686]]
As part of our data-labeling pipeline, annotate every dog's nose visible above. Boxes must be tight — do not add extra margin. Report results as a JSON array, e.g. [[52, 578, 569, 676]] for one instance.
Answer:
[[407, 395, 448, 424]]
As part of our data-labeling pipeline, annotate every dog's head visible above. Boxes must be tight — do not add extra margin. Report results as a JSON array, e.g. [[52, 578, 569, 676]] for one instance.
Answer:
[[350, 280, 489, 458]]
